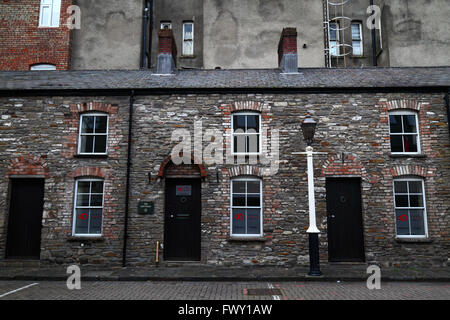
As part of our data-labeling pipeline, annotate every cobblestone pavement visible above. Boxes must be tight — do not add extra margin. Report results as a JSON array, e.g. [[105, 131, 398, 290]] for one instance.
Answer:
[[0, 281, 449, 300]]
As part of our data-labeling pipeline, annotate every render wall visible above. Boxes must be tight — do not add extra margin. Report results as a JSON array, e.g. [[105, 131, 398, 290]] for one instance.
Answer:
[[70, 0, 143, 70], [203, 0, 325, 69]]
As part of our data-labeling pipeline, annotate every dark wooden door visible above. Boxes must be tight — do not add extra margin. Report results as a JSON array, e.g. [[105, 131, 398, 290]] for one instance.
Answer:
[[326, 178, 365, 262], [164, 178, 201, 261], [6, 178, 45, 259]]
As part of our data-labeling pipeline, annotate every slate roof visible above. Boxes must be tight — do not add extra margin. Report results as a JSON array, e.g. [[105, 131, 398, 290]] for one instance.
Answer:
[[0, 67, 449, 92]]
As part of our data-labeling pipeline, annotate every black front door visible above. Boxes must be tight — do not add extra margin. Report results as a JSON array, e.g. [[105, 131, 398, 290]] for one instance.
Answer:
[[164, 178, 201, 261], [326, 178, 365, 262], [6, 178, 45, 259]]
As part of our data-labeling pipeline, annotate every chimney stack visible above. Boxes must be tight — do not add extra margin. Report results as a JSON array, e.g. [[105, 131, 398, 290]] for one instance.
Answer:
[[157, 28, 177, 74], [278, 28, 298, 73]]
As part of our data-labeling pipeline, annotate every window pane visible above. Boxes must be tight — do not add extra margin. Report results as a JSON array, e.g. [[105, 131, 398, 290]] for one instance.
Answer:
[[395, 210, 410, 236], [233, 115, 246, 131], [390, 135, 403, 153], [94, 135, 107, 153], [76, 194, 90, 206], [395, 195, 408, 207], [89, 209, 103, 234], [408, 181, 422, 194], [403, 115, 417, 133], [409, 209, 425, 235], [77, 181, 90, 194], [184, 23, 193, 39], [41, 6, 51, 26], [183, 40, 193, 55], [247, 135, 259, 153], [247, 194, 260, 207], [352, 41, 362, 55], [95, 116, 107, 133], [247, 115, 259, 132], [91, 181, 104, 194], [394, 181, 407, 194], [389, 115, 403, 133], [75, 209, 89, 234], [90, 194, 103, 207], [403, 135, 418, 153], [80, 135, 94, 153], [234, 135, 246, 153], [409, 195, 423, 207], [247, 209, 261, 235], [351, 24, 361, 40], [247, 181, 260, 194], [232, 209, 246, 234], [232, 181, 246, 193], [232, 194, 245, 207], [329, 23, 338, 40], [81, 116, 95, 133]]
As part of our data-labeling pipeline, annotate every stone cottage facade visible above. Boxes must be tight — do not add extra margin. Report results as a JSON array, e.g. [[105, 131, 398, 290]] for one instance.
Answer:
[[0, 29, 449, 271]]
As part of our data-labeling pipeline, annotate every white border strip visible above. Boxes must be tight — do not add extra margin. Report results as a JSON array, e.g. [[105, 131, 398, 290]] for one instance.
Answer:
[[0, 283, 39, 298]]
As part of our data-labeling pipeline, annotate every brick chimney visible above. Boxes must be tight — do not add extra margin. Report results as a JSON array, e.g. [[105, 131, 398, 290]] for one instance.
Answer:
[[157, 28, 177, 74], [278, 28, 298, 73]]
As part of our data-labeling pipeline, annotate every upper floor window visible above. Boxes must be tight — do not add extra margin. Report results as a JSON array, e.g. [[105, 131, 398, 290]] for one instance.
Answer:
[[78, 114, 108, 155], [73, 179, 104, 236], [389, 111, 420, 154], [329, 22, 340, 56], [351, 22, 363, 56], [160, 21, 172, 30], [231, 112, 261, 155], [182, 22, 194, 56], [30, 64, 56, 71], [231, 178, 262, 237], [393, 178, 428, 238], [39, 0, 61, 27]]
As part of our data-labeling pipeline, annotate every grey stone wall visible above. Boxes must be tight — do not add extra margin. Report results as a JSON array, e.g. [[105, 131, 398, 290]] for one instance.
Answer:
[[0, 92, 448, 269]]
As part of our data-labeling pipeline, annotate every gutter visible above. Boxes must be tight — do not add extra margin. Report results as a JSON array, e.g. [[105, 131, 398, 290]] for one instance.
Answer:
[[122, 90, 134, 267], [141, 1, 150, 69]]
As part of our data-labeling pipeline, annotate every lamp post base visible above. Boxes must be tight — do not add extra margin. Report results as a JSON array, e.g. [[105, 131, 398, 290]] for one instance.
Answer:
[[308, 233, 322, 276]]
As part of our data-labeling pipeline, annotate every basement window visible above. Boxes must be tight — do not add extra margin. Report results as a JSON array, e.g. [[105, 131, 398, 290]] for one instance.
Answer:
[[231, 178, 263, 237], [39, 0, 61, 27], [30, 64, 56, 71], [73, 179, 104, 236], [393, 178, 428, 238], [389, 111, 420, 154], [78, 114, 109, 155], [182, 22, 194, 56]]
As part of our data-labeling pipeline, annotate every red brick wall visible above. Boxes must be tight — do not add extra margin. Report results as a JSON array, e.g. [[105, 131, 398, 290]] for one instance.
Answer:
[[0, 0, 72, 70]]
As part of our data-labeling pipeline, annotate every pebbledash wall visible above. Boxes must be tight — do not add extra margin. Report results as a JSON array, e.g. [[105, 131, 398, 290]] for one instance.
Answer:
[[0, 92, 448, 268]]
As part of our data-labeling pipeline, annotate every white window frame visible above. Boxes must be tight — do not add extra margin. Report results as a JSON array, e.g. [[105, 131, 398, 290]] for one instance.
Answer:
[[72, 178, 105, 237], [230, 177, 263, 237], [231, 112, 262, 156], [393, 178, 428, 238], [30, 64, 56, 71], [329, 21, 340, 57], [351, 22, 363, 56], [389, 110, 421, 155], [77, 113, 109, 155], [160, 21, 172, 30], [182, 22, 194, 56], [39, 0, 61, 28]]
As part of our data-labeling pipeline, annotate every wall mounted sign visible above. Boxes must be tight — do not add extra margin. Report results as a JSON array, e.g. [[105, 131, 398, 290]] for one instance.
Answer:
[[138, 201, 154, 215]]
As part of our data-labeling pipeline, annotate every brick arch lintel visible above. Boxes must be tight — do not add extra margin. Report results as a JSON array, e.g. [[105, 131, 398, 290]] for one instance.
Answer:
[[388, 165, 435, 178], [6, 154, 49, 178], [158, 154, 207, 178], [69, 167, 107, 179], [231, 101, 264, 113], [321, 153, 367, 177], [226, 165, 264, 178], [381, 99, 429, 112], [69, 102, 117, 115]]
